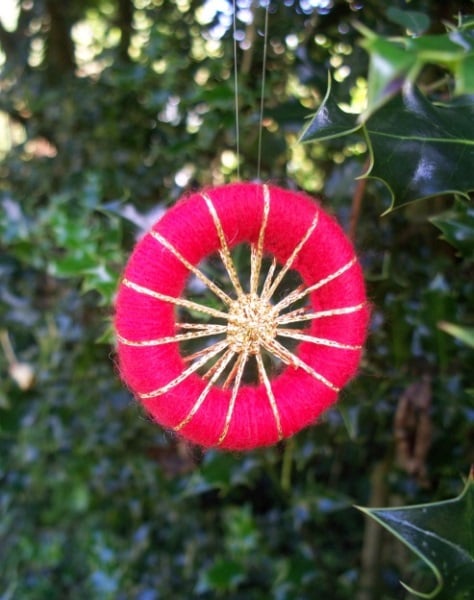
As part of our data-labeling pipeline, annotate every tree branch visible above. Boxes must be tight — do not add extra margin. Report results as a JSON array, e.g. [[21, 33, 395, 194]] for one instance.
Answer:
[[117, 0, 134, 62]]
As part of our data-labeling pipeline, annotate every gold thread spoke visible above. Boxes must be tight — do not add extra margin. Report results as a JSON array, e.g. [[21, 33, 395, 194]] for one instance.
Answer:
[[250, 245, 259, 294], [178, 323, 228, 333], [122, 278, 229, 320], [276, 303, 366, 325], [263, 338, 340, 392], [149, 230, 233, 305], [138, 340, 229, 399], [175, 348, 236, 431], [117, 327, 226, 347], [255, 351, 283, 440], [250, 184, 270, 295], [277, 328, 362, 350], [217, 350, 249, 445], [202, 193, 244, 297], [263, 210, 319, 301], [183, 340, 230, 363], [273, 257, 357, 312], [221, 348, 248, 389], [260, 257, 277, 298], [202, 346, 233, 380]]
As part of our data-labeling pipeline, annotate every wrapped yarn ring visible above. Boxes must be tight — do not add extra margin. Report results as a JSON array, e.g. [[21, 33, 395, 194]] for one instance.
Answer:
[[115, 183, 369, 450]]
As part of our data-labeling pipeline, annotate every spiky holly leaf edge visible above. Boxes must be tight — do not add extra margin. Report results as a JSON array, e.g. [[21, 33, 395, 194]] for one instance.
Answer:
[[355, 468, 474, 599]]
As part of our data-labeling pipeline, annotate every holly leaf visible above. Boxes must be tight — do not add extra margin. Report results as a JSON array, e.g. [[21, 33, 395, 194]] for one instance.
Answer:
[[300, 83, 474, 211], [364, 86, 474, 211], [356, 470, 474, 598], [358, 30, 419, 116], [430, 200, 474, 260], [357, 17, 474, 118], [299, 76, 359, 143], [386, 7, 431, 36]]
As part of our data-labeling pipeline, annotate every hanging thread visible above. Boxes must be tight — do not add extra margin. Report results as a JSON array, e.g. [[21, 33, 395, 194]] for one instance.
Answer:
[[256, 1, 270, 181], [232, 0, 241, 179]]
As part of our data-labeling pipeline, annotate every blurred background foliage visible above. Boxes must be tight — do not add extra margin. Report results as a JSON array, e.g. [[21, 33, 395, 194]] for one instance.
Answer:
[[0, 0, 473, 598]]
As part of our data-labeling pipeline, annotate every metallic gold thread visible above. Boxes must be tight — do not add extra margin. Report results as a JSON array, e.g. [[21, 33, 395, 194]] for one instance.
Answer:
[[276, 303, 365, 325], [122, 278, 229, 320], [138, 340, 229, 399], [274, 257, 357, 312], [255, 351, 283, 440], [217, 349, 249, 445], [117, 327, 227, 347], [250, 184, 270, 295], [263, 338, 340, 392], [277, 329, 362, 350], [263, 210, 319, 300], [174, 348, 236, 431], [201, 192, 244, 297], [149, 230, 233, 305]]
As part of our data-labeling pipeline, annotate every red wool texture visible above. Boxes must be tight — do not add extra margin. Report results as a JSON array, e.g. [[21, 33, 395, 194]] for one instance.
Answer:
[[115, 183, 369, 450]]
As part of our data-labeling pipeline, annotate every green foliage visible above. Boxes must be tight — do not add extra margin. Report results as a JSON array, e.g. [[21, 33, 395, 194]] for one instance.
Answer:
[[430, 199, 474, 261], [0, 1, 473, 599], [437, 322, 474, 349], [301, 81, 474, 210], [357, 15, 474, 117], [385, 7, 431, 36], [357, 471, 474, 598], [365, 88, 474, 210]]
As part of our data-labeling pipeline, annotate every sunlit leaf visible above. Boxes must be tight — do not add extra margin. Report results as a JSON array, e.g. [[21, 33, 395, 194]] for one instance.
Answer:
[[356, 470, 474, 599], [438, 322, 474, 348]]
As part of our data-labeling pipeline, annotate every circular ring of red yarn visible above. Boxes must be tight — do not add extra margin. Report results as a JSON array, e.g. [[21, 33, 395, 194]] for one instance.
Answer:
[[115, 183, 369, 450]]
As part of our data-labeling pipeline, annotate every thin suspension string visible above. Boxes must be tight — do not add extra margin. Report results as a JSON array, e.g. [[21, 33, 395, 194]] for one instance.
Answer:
[[232, 0, 241, 180], [256, 0, 270, 181]]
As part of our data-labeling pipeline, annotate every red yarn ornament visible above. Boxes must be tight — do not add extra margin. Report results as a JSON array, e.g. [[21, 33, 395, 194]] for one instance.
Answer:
[[115, 183, 369, 450]]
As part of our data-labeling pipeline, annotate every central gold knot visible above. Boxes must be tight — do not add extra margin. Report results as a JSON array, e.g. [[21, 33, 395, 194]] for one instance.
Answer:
[[226, 294, 277, 354]]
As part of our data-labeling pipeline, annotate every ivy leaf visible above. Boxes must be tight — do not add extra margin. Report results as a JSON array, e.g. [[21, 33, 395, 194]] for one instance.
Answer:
[[364, 86, 474, 211], [356, 470, 474, 599]]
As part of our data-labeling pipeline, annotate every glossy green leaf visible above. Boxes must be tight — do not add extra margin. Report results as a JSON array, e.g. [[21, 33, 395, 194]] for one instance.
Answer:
[[456, 54, 474, 96], [430, 200, 474, 260], [299, 76, 360, 143], [357, 19, 474, 117], [359, 31, 419, 116], [438, 322, 474, 348], [364, 86, 474, 211], [356, 470, 474, 598], [300, 83, 474, 210], [386, 7, 431, 35], [408, 34, 468, 61]]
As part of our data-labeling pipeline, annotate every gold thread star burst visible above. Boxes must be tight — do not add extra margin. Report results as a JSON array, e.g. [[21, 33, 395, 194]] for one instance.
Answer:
[[118, 185, 365, 445]]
